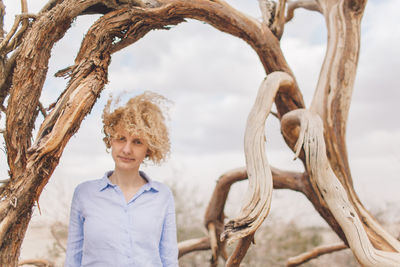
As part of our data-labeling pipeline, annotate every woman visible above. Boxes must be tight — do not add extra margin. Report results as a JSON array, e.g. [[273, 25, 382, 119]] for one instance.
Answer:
[[65, 92, 179, 267]]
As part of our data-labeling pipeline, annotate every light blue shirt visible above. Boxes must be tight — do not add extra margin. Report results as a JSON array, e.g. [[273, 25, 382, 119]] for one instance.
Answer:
[[64, 171, 179, 267]]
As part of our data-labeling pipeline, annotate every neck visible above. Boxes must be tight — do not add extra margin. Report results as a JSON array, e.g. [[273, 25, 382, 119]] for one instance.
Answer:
[[111, 168, 146, 189]]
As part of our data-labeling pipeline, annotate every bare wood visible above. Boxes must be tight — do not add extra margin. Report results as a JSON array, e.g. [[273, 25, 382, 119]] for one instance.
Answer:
[[286, 0, 321, 22], [0, 1, 4, 36], [286, 242, 347, 267], [222, 72, 295, 244], [226, 233, 254, 267], [5, 0, 106, 176], [4, 14, 37, 54], [38, 102, 47, 118], [0, 1, 118, 265], [178, 237, 210, 258], [0, 14, 24, 52], [21, 0, 28, 13], [204, 167, 247, 265], [0, 49, 18, 108], [309, 0, 400, 253], [270, 0, 287, 39], [208, 222, 218, 265], [258, 0, 275, 26], [282, 109, 400, 266]]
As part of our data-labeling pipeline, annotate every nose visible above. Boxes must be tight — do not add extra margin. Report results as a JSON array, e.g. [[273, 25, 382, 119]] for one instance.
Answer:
[[122, 141, 132, 154]]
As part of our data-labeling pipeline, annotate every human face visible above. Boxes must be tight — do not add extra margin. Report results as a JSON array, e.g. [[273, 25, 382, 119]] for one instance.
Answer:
[[110, 128, 149, 173]]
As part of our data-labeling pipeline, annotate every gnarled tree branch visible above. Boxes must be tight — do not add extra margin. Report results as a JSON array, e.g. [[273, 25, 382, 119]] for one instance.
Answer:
[[282, 109, 400, 266], [286, 0, 321, 22], [222, 72, 295, 244]]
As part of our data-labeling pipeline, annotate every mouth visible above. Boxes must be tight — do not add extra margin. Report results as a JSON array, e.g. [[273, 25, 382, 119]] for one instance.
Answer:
[[118, 156, 135, 162]]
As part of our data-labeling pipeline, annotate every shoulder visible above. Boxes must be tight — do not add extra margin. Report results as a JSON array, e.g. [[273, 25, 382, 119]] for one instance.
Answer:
[[73, 176, 105, 196], [153, 180, 172, 193], [141, 171, 173, 196]]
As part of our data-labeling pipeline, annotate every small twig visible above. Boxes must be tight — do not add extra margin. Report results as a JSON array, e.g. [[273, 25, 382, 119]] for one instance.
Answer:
[[0, 13, 37, 54], [50, 223, 67, 252], [178, 236, 211, 258], [18, 258, 54, 267], [286, 0, 321, 22], [286, 242, 347, 266], [10, 196, 18, 208], [270, 110, 279, 118], [21, 0, 28, 13], [38, 101, 47, 117], [0, 15, 23, 52], [54, 66, 73, 78], [0, 179, 10, 183], [208, 222, 218, 263]]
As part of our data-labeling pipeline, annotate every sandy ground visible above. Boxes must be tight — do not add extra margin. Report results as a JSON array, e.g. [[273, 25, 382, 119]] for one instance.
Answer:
[[20, 222, 65, 267]]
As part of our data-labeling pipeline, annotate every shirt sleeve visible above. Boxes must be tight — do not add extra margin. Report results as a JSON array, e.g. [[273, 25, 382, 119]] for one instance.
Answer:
[[159, 192, 179, 267], [64, 185, 85, 267]]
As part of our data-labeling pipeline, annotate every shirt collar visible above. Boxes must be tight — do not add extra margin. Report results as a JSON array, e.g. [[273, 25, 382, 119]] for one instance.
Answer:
[[98, 170, 159, 192]]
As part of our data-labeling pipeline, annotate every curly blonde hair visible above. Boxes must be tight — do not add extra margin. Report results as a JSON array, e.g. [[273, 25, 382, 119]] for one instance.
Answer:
[[102, 91, 171, 164]]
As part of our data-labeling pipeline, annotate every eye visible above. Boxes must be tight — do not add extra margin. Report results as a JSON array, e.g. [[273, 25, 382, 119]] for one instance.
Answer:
[[114, 136, 126, 142], [133, 139, 143, 145]]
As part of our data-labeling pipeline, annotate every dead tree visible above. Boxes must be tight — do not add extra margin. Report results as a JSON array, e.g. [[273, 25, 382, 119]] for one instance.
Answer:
[[0, 0, 399, 266]]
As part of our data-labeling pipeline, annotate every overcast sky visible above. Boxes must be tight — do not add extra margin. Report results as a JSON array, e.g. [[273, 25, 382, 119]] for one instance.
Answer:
[[0, 0, 399, 227]]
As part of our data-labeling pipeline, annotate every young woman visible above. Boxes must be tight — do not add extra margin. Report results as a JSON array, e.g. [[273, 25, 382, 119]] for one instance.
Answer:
[[65, 92, 179, 267]]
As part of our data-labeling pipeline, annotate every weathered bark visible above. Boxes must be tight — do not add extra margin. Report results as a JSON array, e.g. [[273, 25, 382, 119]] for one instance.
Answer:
[[1, 1, 133, 264], [282, 109, 400, 266], [222, 72, 295, 245], [0, 0, 6, 112], [310, 0, 400, 253]]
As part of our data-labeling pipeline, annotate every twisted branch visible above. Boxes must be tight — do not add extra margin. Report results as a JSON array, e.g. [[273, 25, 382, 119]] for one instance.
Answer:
[[281, 109, 400, 266], [222, 72, 295, 244]]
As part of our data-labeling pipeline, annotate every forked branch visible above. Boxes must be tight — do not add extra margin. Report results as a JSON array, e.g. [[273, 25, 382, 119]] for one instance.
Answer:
[[0, 13, 37, 54]]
